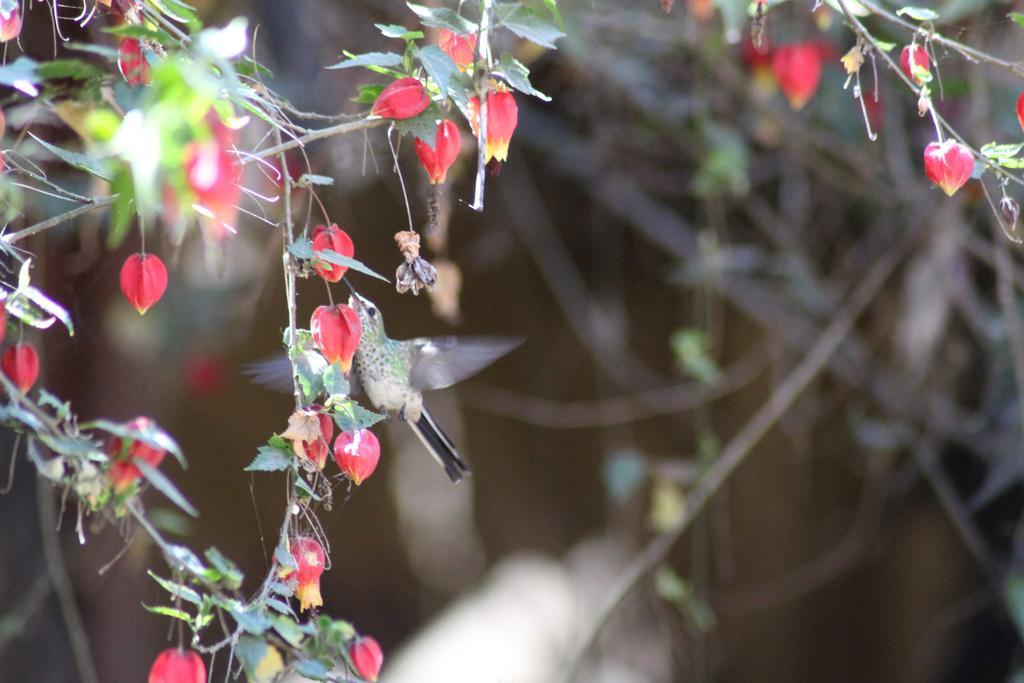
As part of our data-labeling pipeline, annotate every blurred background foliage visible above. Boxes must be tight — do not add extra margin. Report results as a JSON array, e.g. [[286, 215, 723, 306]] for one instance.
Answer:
[[4, 0, 1024, 681]]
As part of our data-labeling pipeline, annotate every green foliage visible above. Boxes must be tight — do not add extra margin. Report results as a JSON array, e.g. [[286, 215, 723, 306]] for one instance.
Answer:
[[670, 329, 721, 385]]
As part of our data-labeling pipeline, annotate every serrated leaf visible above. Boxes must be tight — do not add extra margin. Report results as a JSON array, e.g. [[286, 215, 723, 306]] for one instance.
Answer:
[[981, 142, 1024, 160], [394, 106, 443, 145], [136, 459, 198, 517], [322, 363, 350, 401], [142, 604, 192, 621], [896, 5, 940, 21], [272, 615, 305, 646], [231, 606, 271, 635], [417, 45, 468, 106], [204, 547, 244, 589], [245, 445, 293, 472], [327, 51, 404, 70], [494, 52, 551, 101], [268, 580, 295, 597], [148, 572, 202, 605], [266, 598, 293, 615], [407, 2, 477, 33], [293, 475, 320, 500], [332, 401, 385, 432], [495, 3, 565, 49], [317, 249, 390, 282], [376, 23, 425, 40], [275, 544, 298, 571], [30, 134, 113, 181]]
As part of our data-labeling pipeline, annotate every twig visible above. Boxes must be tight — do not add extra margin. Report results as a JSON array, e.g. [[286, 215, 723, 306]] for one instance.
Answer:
[[248, 118, 386, 164], [561, 227, 915, 682], [1, 196, 117, 245], [37, 478, 99, 683]]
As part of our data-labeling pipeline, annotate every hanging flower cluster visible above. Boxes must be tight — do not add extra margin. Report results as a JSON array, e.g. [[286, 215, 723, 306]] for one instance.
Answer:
[[106, 417, 168, 494]]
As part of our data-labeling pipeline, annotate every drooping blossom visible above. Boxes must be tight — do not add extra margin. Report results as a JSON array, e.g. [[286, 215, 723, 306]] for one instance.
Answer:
[[311, 304, 362, 373], [333, 429, 381, 485], [371, 78, 430, 120], [771, 43, 822, 110], [923, 140, 974, 197], [286, 536, 326, 612], [148, 648, 206, 683], [438, 29, 477, 71], [2, 344, 38, 393], [119, 252, 168, 314], [349, 636, 384, 682], [311, 224, 355, 282], [469, 87, 519, 163], [414, 119, 461, 184]]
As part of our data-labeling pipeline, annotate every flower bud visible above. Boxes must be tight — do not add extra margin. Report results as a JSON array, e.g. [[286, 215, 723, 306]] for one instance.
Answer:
[[119, 252, 168, 315], [311, 304, 361, 373], [899, 44, 930, 86], [414, 119, 462, 185], [107, 417, 167, 493], [311, 224, 355, 282], [438, 29, 477, 71], [1002, 196, 1020, 230], [923, 140, 974, 197], [333, 429, 380, 485], [294, 409, 333, 470], [288, 536, 326, 612], [2, 343, 38, 393], [469, 88, 519, 163], [371, 78, 430, 120], [148, 648, 206, 683], [0, 6, 21, 43], [118, 38, 150, 86], [771, 43, 822, 110], [349, 636, 384, 682]]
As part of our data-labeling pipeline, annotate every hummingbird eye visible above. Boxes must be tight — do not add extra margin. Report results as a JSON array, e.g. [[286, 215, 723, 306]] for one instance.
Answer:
[[367, 307, 377, 318]]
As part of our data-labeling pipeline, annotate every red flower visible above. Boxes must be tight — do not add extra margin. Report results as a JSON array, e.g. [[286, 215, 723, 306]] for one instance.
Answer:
[[182, 352, 227, 398], [438, 29, 477, 71], [119, 252, 168, 315], [2, 344, 38, 393], [349, 636, 384, 682], [0, 299, 6, 345], [106, 417, 167, 493], [469, 88, 519, 163], [771, 43, 822, 110], [924, 140, 974, 197], [148, 648, 206, 683], [118, 38, 150, 86], [288, 536, 326, 612], [0, 6, 21, 43], [414, 119, 462, 184], [295, 409, 334, 470], [183, 139, 240, 243], [899, 44, 930, 85], [371, 78, 430, 120], [333, 429, 380, 485], [311, 224, 355, 282], [311, 304, 361, 372], [1017, 92, 1024, 133]]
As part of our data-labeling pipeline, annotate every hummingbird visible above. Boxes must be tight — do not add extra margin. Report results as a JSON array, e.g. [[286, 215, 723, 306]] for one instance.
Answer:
[[247, 294, 520, 482]]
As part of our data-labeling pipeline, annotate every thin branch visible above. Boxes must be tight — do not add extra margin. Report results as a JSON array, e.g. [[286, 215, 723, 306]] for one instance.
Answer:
[[247, 118, 386, 164], [1, 196, 117, 245], [561, 227, 915, 682]]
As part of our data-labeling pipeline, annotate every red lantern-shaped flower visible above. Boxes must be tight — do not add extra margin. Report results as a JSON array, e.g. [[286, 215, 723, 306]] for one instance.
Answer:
[[183, 138, 240, 243], [294, 409, 334, 470], [2, 343, 38, 393], [469, 88, 519, 163], [311, 304, 361, 372], [288, 536, 326, 612], [371, 78, 430, 120], [924, 140, 974, 197], [414, 119, 462, 184], [899, 44, 930, 85], [349, 636, 384, 682], [148, 648, 206, 683], [118, 38, 150, 86], [311, 224, 355, 282], [771, 43, 822, 110], [333, 429, 380, 485], [0, 5, 21, 43], [1016, 92, 1024, 134], [439, 29, 477, 71], [107, 417, 168, 493], [119, 252, 168, 315]]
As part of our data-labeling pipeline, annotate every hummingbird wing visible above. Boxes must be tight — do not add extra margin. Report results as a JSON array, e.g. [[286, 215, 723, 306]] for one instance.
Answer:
[[408, 337, 523, 391]]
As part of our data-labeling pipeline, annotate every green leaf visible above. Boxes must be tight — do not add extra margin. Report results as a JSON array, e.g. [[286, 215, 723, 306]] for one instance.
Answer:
[[407, 2, 477, 33], [540, 0, 564, 29], [231, 606, 271, 635], [295, 659, 331, 680], [293, 475, 321, 500], [353, 83, 385, 105], [332, 401, 385, 432], [84, 418, 185, 467], [36, 59, 105, 81], [4, 263, 76, 336], [272, 615, 305, 647], [296, 174, 334, 187], [136, 459, 199, 517], [269, 580, 294, 597], [30, 134, 113, 181], [896, 5, 940, 21], [417, 46, 467, 106], [494, 52, 551, 101], [1012, 11, 1024, 31], [266, 597, 292, 614], [165, 544, 220, 582], [148, 571, 202, 605], [873, 39, 897, 52], [317, 249, 390, 282], [326, 52, 404, 70], [322, 363, 350, 403], [142, 604, 192, 621], [376, 23, 425, 40], [204, 547, 244, 590], [235, 635, 268, 677], [670, 328, 721, 385], [103, 23, 174, 44], [289, 347, 327, 402], [495, 3, 565, 49], [394, 106, 443, 146], [981, 142, 1024, 160], [275, 544, 298, 571], [0, 57, 41, 96], [108, 169, 135, 250], [245, 445, 293, 472]]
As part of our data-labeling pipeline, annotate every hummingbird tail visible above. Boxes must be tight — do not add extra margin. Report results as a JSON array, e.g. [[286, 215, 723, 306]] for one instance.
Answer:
[[410, 408, 470, 483]]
